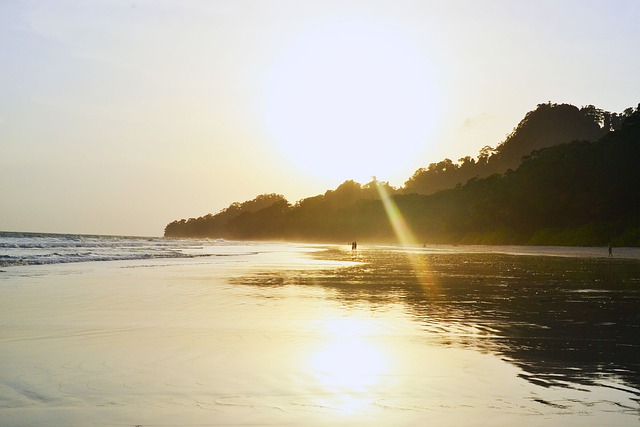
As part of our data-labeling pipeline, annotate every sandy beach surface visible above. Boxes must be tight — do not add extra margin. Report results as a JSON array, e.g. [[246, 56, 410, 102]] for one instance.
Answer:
[[1, 242, 639, 426]]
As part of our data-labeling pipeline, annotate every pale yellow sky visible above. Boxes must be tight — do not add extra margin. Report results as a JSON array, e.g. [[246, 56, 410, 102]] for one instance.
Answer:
[[1, 0, 639, 236]]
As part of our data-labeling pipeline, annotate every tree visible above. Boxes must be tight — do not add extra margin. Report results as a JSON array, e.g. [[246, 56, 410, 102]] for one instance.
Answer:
[[477, 146, 495, 164], [164, 102, 640, 246]]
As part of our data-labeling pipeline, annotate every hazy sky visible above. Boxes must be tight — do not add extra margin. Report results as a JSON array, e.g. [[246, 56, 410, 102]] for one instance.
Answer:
[[2, 0, 639, 236]]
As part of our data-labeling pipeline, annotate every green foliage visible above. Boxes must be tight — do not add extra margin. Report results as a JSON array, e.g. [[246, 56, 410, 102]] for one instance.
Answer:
[[164, 193, 289, 238], [403, 103, 608, 196], [165, 103, 640, 246]]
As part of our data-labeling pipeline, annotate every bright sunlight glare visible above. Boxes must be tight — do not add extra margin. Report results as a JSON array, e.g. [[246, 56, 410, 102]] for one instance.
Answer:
[[262, 20, 439, 184], [311, 339, 387, 392], [308, 315, 389, 413]]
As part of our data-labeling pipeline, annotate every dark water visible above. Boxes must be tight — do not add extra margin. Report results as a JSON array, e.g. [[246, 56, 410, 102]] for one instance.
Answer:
[[235, 247, 640, 405]]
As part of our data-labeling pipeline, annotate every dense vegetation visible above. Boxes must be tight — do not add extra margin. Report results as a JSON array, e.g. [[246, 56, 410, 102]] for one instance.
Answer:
[[165, 102, 640, 246], [403, 103, 610, 195]]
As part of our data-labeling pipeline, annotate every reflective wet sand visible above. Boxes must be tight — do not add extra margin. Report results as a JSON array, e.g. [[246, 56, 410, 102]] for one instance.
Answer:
[[1, 245, 639, 426]]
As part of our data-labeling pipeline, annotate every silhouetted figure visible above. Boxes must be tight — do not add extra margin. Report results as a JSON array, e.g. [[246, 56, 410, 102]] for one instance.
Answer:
[[351, 241, 357, 250], [608, 243, 613, 257]]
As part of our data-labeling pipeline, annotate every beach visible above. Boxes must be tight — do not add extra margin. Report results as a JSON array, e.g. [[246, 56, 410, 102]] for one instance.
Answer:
[[1, 238, 640, 426]]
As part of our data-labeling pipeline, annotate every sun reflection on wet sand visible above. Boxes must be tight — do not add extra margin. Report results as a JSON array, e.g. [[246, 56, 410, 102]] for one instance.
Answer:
[[312, 338, 386, 392], [306, 315, 391, 415], [299, 307, 537, 423]]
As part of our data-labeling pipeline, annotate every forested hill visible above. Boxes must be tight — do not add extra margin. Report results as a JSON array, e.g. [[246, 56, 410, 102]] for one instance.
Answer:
[[165, 103, 640, 246], [402, 103, 610, 195]]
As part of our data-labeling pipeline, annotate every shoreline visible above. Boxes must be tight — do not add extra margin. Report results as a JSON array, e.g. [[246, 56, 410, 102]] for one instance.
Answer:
[[364, 243, 640, 261], [3, 235, 640, 272]]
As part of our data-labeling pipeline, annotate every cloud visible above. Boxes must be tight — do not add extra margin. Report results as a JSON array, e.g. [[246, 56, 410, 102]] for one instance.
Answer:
[[461, 113, 494, 131]]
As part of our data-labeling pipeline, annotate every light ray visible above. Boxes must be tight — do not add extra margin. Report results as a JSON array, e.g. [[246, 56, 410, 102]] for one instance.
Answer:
[[374, 179, 435, 289], [375, 180, 418, 247]]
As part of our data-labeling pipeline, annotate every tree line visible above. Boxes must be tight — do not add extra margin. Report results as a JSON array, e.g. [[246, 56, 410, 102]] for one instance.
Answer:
[[165, 102, 640, 246]]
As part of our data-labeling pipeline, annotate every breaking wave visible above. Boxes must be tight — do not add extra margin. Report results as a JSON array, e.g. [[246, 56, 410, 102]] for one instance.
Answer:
[[0, 232, 257, 267]]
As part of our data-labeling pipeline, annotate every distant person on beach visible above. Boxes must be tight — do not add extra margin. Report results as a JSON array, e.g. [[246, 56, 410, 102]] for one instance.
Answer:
[[351, 241, 357, 250], [608, 243, 613, 257]]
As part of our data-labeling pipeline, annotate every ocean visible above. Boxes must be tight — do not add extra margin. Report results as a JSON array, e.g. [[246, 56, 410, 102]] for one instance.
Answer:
[[1, 233, 639, 426], [0, 232, 264, 267]]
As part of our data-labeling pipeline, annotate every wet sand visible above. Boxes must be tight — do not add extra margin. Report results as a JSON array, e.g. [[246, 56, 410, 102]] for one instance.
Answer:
[[1, 244, 639, 426]]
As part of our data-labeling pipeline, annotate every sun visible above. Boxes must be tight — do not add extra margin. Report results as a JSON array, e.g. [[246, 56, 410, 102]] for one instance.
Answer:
[[261, 20, 439, 185]]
